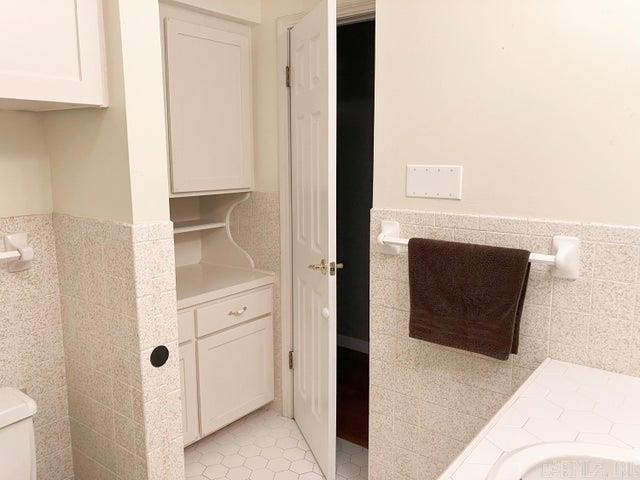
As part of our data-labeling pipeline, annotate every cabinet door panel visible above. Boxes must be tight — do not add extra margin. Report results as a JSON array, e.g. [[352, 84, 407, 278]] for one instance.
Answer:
[[198, 316, 274, 435], [0, 0, 107, 109], [180, 342, 200, 445], [165, 18, 253, 193]]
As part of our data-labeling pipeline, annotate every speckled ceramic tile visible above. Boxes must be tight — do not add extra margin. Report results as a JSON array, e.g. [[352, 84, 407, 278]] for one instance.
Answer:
[[53, 214, 183, 480], [582, 223, 640, 245], [435, 213, 479, 230], [519, 304, 551, 339], [1, 214, 73, 480], [478, 215, 528, 234], [483, 232, 520, 249], [395, 210, 435, 227], [526, 219, 582, 237], [184, 408, 367, 480], [453, 228, 485, 244], [593, 243, 639, 282]]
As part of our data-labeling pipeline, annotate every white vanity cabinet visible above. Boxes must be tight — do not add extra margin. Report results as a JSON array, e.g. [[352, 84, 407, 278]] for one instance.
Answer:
[[177, 274, 275, 446], [0, 0, 108, 110], [161, 4, 254, 195]]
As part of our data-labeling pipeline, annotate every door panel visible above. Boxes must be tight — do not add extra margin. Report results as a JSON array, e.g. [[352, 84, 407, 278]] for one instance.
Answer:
[[0, 0, 107, 108], [290, 1, 337, 478], [164, 18, 254, 193]]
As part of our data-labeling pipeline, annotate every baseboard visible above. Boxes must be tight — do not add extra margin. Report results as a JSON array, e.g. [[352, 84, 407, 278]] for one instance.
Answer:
[[337, 334, 369, 354]]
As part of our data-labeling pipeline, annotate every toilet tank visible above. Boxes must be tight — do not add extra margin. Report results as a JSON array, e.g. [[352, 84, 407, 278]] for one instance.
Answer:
[[0, 388, 37, 480]]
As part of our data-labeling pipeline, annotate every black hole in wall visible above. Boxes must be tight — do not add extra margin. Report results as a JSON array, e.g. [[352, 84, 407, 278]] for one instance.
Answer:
[[150, 345, 169, 367]]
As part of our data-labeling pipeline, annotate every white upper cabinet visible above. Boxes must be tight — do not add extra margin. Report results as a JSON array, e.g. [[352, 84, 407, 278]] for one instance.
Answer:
[[162, 7, 254, 195], [0, 0, 108, 110]]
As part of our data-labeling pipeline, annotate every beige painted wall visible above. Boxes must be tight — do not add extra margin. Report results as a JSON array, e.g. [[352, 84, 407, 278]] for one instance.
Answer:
[[119, 0, 172, 224], [165, 0, 261, 23], [252, 0, 318, 192], [45, 0, 170, 224], [373, 0, 640, 225], [0, 112, 53, 217]]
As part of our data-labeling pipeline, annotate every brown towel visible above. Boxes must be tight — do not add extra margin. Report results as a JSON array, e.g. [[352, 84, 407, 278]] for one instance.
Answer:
[[408, 238, 531, 360]]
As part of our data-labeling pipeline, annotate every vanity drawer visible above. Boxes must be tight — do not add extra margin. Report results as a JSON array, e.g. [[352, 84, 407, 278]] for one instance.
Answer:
[[196, 287, 273, 338], [178, 309, 195, 344]]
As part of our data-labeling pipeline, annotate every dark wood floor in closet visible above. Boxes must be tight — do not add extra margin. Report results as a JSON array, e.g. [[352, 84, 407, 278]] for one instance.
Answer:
[[336, 346, 369, 448]]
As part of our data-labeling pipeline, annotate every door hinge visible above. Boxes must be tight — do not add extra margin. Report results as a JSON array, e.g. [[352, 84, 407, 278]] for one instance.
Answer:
[[285, 65, 291, 88], [288, 350, 294, 370]]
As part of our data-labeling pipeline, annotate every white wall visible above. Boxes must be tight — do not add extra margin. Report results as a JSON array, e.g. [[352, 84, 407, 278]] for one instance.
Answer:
[[165, 0, 261, 23], [373, 0, 640, 225], [0, 112, 53, 217]]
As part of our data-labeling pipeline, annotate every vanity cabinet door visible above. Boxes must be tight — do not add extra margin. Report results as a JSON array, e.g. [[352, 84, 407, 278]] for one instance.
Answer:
[[197, 316, 274, 436], [179, 342, 200, 446], [164, 17, 254, 194], [0, 0, 107, 110]]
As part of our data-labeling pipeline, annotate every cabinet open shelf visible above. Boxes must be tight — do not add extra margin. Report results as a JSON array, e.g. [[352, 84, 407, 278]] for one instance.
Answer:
[[173, 220, 226, 234]]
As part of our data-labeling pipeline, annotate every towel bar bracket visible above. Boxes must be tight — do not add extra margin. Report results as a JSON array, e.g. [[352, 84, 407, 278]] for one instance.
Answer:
[[0, 233, 34, 272], [377, 220, 580, 280]]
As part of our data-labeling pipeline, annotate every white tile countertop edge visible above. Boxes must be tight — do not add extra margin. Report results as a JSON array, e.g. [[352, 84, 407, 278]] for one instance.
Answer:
[[437, 358, 640, 480]]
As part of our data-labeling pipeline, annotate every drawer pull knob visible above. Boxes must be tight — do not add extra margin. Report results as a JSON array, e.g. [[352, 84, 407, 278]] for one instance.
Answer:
[[229, 306, 248, 316]]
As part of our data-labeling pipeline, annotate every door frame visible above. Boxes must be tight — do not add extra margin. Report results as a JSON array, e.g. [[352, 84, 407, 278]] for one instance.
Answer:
[[277, 0, 375, 418]]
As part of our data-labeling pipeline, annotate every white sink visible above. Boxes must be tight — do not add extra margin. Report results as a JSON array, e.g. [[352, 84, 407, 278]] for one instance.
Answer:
[[487, 442, 640, 480]]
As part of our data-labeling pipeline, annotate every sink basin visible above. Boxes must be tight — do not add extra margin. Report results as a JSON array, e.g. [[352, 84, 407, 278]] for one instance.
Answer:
[[487, 442, 640, 480]]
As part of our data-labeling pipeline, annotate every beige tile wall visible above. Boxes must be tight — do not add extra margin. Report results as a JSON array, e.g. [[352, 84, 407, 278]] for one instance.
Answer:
[[230, 191, 283, 411], [0, 214, 73, 480], [54, 214, 184, 480], [369, 208, 640, 480]]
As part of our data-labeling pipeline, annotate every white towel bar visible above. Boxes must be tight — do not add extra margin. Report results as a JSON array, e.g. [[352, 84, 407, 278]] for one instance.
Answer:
[[0, 250, 21, 261], [377, 220, 579, 280], [1, 233, 34, 272]]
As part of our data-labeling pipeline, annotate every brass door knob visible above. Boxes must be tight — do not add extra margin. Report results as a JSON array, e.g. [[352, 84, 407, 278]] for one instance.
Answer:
[[330, 261, 343, 276], [308, 259, 328, 275]]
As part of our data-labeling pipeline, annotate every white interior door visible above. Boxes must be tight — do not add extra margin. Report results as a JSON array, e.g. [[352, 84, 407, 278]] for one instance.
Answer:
[[290, 0, 337, 478]]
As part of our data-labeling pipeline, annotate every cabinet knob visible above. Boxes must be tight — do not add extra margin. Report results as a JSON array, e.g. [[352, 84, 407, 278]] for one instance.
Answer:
[[228, 306, 248, 316]]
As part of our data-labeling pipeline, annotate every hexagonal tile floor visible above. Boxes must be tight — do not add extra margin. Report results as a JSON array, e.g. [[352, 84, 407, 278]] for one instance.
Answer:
[[185, 407, 368, 480]]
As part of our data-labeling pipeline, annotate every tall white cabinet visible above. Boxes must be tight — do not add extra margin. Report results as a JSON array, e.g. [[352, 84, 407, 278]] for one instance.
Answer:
[[162, 6, 254, 195], [0, 0, 107, 110], [160, 3, 274, 447]]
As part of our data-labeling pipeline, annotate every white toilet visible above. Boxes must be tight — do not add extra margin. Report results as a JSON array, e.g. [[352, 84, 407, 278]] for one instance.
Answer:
[[0, 388, 37, 480]]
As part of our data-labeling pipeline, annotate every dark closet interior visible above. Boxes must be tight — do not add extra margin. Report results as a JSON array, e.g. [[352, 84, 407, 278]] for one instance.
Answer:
[[336, 19, 375, 449]]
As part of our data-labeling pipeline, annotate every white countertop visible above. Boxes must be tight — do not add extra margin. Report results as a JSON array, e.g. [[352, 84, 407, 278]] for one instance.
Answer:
[[176, 262, 275, 309], [439, 359, 640, 480]]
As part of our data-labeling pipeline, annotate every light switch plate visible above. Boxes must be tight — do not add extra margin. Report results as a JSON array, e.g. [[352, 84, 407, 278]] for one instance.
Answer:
[[406, 165, 463, 200]]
